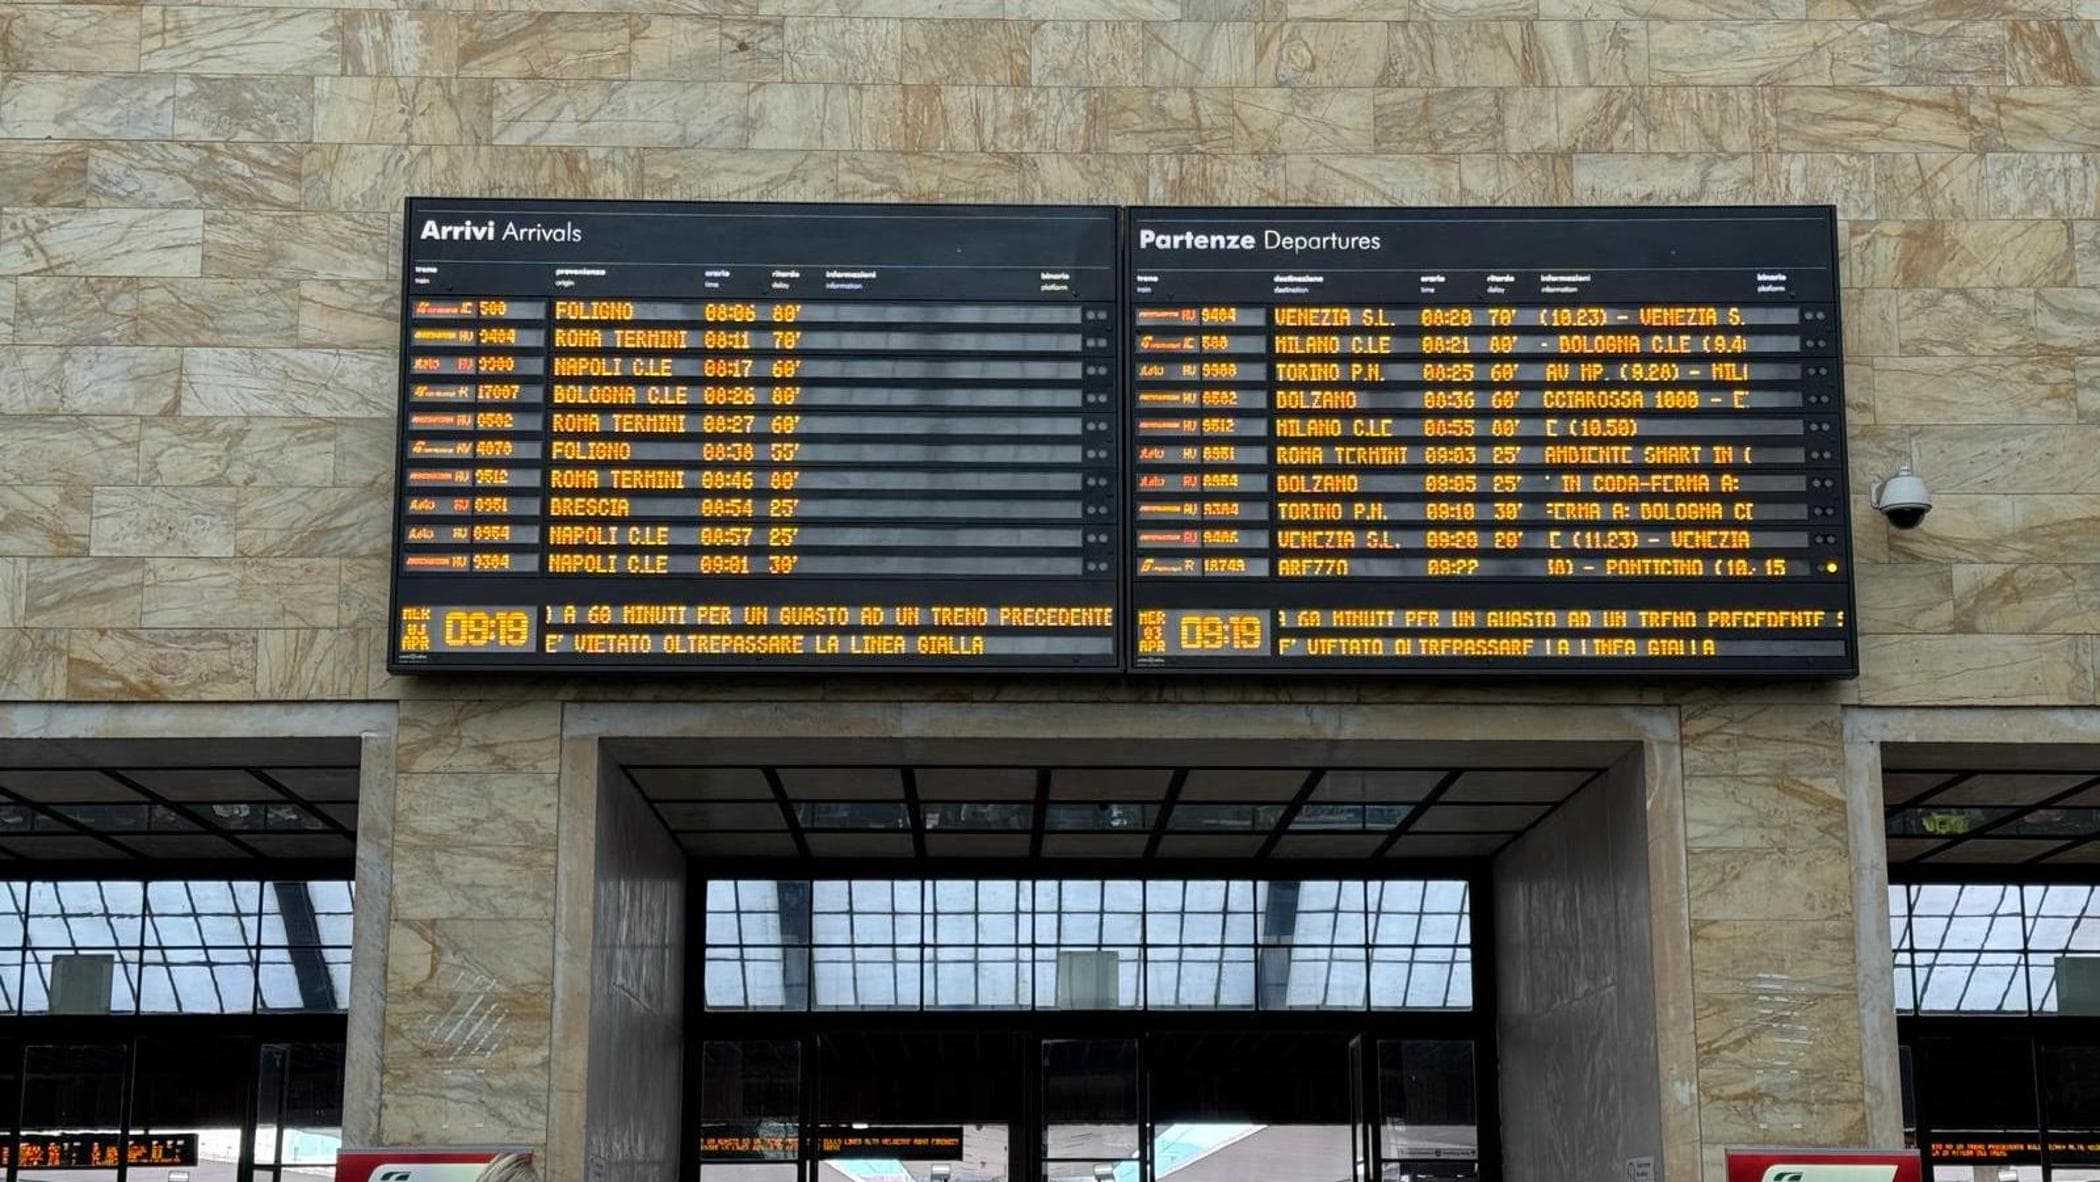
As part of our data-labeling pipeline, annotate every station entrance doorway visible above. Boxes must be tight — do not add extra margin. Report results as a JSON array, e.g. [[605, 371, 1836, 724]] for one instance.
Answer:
[[591, 727, 1671, 1182]]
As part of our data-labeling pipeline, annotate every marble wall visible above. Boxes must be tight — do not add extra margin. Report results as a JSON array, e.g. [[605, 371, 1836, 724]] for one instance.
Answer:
[[0, 4, 2094, 706], [582, 749, 686, 1182], [1494, 752, 1665, 1182], [8, 5, 2083, 1179]]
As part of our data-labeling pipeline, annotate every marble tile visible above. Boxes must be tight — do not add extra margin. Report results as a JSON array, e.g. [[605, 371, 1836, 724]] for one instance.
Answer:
[[1646, 87, 1777, 152], [1872, 151, 1987, 216], [1571, 152, 1755, 202], [378, 1064, 549, 1146], [0, 143, 87, 208], [1285, 152, 1463, 203], [233, 485, 390, 557], [179, 347, 394, 418], [1686, 846, 1854, 922], [0, 346, 178, 414], [1859, 632, 2094, 702], [2040, 286, 2100, 351], [1905, 424, 2100, 493], [1955, 563, 2100, 632], [89, 141, 303, 211], [0, 558, 20, 628], [11, 282, 137, 346], [2007, 18, 2100, 83], [143, 7, 342, 74], [457, 12, 631, 78], [1648, 20, 1891, 85], [1029, 20, 1145, 87], [297, 281, 396, 348], [172, 75, 314, 142], [783, 16, 900, 81], [0, 416, 140, 485], [142, 557, 340, 627], [1690, 919, 1861, 996], [136, 278, 301, 346], [639, 148, 836, 200], [341, 11, 459, 76], [64, 627, 257, 700], [896, 86, 1094, 152], [332, 419, 395, 487], [0, 629, 67, 699], [1847, 218, 2074, 287], [0, 209, 201, 278], [1685, 774, 1847, 852], [1984, 151, 2100, 217], [1147, 152, 1288, 203], [0, 487, 92, 557], [1099, 86, 1373, 153], [493, 80, 752, 148], [396, 699, 562, 775], [395, 772, 559, 849], [0, 5, 142, 71], [89, 486, 236, 557], [1537, 19, 1647, 84], [1891, 20, 2008, 84], [313, 77, 495, 145], [835, 150, 1025, 200], [257, 627, 365, 698], [202, 212, 391, 281], [139, 417, 335, 487], [1775, 86, 1986, 152], [391, 841, 559, 921], [1897, 288, 2037, 353], [22, 557, 144, 628], [1857, 561, 1956, 633], [746, 82, 901, 149], [1988, 86, 2100, 151], [0, 74, 174, 140], [1873, 355, 2076, 422], [1680, 701, 1841, 779]]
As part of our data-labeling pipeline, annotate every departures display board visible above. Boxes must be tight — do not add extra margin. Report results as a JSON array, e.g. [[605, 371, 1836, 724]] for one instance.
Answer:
[[1126, 206, 1851, 674], [391, 199, 1119, 670], [389, 200, 1853, 676]]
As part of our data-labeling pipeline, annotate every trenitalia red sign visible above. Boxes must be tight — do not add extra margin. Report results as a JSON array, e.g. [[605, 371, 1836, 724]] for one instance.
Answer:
[[1725, 1148, 1923, 1182], [336, 1147, 534, 1182]]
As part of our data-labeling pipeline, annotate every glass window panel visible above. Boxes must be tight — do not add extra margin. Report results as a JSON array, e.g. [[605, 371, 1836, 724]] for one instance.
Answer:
[[1381, 1040, 1478, 1170], [1887, 806, 2016, 837], [1259, 945, 1370, 1010], [798, 802, 909, 830], [141, 945, 256, 1014], [20, 1044, 126, 1182], [259, 947, 348, 1012], [1034, 947, 1141, 1010], [29, 881, 143, 948], [135, 1035, 250, 1180], [704, 946, 806, 1011], [1916, 951, 2029, 1013], [924, 802, 1032, 830], [1145, 945, 1254, 1009], [1894, 952, 1918, 1014], [1889, 885, 1912, 950], [1045, 803, 1152, 832], [1371, 947, 1474, 1010], [24, 948, 138, 1015], [258, 1043, 345, 1167], [699, 1040, 800, 1167], [813, 944, 922, 1010], [1043, 1039, 1139, 1162], [929, 944, 1028, 1009]]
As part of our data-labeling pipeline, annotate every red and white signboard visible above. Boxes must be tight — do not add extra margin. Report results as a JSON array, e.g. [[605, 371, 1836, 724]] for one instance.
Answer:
[[1725, 1148, 1924, 1182], [336, 1147, 534, 1182]]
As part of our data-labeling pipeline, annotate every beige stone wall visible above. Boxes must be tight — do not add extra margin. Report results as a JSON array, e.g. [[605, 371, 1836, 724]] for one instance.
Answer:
[[1, 2, 2096, 704], [6, 6, 2098, 1182]]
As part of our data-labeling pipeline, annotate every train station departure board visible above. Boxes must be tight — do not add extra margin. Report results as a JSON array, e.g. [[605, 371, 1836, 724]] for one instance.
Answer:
[[1127, 206, 1852, 673], [389, 200, 1855, 676], [390, 199, 1119, 670]]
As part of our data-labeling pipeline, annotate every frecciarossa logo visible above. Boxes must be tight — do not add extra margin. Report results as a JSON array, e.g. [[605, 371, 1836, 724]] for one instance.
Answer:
[[418, 218, 584, 243]]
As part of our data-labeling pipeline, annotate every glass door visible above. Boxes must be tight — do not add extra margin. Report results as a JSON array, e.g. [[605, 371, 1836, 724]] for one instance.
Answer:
[[1147, 1030, 1353, 1182], [1042, 1039, 1139, 1182], [816, 1031, 1017, 1182]]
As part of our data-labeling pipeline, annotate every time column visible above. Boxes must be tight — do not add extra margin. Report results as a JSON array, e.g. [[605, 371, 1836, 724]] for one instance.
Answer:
[[398, 296, 549, 575]]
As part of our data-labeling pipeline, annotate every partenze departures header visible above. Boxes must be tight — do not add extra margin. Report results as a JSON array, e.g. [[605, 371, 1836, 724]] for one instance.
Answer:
[[1136, 227, 1384, 252]]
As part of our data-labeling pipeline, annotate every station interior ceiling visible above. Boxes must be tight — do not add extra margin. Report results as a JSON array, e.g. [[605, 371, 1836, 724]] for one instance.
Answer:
[[1884, 744, 2100, 867], [605, 737, 1633, 862], [0, 737, 359, 863]]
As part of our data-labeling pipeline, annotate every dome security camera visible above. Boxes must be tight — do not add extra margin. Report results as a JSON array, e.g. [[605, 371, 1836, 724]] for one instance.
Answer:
[[1870, 465, 1932, 530]]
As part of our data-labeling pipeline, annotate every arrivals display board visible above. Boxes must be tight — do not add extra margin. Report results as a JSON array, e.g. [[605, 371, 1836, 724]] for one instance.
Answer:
[[1126, 206, 1851, 673], [391, 199, 1119, 670], [389, 200, 1853, 676]]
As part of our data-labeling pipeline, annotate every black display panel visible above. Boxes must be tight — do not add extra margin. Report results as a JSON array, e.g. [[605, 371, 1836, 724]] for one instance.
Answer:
[[1125, 206, 1854, 674], [390, 199, 1119, 671]]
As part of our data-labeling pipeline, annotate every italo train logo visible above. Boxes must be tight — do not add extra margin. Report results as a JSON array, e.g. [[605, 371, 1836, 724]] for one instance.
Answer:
[[418, 218, 584, 243]]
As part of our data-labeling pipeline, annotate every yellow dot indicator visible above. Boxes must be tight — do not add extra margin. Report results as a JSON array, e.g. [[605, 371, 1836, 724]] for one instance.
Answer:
[[1824, 561, 1841, 574]]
